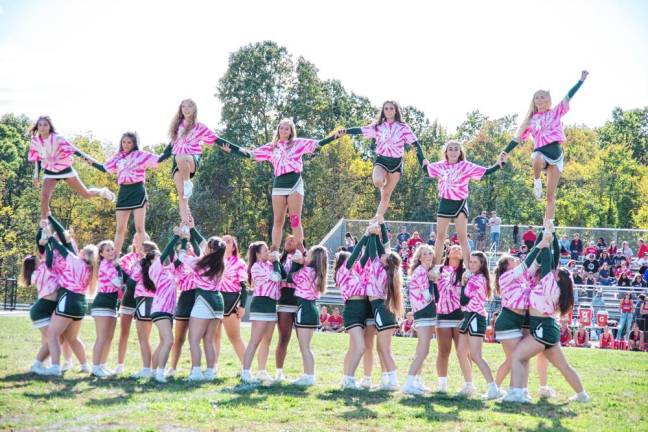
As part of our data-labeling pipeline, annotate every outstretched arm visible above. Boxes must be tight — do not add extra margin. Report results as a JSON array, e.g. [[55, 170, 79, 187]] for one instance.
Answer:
[[48, 215, 74, 252], [346, 235, 368, 269], [566, 71, 588, 100], [160, 235, 180, 263]]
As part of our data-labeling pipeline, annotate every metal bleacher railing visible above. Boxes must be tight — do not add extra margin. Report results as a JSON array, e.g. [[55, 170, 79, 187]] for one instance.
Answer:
[[317, 218, 648, 323]]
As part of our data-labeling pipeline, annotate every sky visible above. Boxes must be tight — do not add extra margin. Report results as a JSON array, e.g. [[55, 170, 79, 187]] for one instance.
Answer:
[[1, 0, 647, 149]]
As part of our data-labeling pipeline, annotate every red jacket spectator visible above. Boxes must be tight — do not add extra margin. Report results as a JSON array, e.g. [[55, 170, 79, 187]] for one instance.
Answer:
[[327, 311, 343, 331], [407, 232, 423, 249], [637, 239, 648, 259], [584, 244, 598, 256], [319, 307, 330, 327], [599, 328, 613, 349], [522, 228, 536, 248]]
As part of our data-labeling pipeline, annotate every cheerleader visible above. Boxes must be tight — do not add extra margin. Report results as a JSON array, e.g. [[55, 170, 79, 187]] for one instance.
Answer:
[[241, 242, 283, 384], [337, 235, 378, 390], [421, 140, 506, 266], [506, 228, 590, 403], [42, 235, 98, 376], [86, 132, 163, 254], [366, 223, 404, 391], [433, 245, 473, 394], [457, 251, 502, 399], [402, 244, 437, 395], [161, 99, 242, 224], [140, 235, 181, 383], [29, 116, 114, 225], [213, 235, 248, 372], [240, 119, 341, 250], [286, 246, 329, 386], [502, 71, 589, 221], [177, 234, 227, 381], [89, 240, 122, 378], [274, 235, 299, 382], [340, 101, 425, 219]]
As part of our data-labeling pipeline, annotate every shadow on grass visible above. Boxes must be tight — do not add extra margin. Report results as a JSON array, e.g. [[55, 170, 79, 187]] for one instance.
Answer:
[[317, 389, 393, 420], [396, 393, 487, 423], [493, 398, 578, 428]]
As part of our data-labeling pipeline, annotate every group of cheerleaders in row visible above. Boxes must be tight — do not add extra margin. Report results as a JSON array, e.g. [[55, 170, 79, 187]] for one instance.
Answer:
[[23, 69, 590, 402]]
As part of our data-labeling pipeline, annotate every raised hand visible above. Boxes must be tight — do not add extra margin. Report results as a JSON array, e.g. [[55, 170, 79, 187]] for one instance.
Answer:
[[581, 70, 589, 81]]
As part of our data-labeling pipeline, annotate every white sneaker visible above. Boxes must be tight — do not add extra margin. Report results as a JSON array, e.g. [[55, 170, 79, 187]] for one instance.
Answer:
[[256, 370, 274, 386], [341, 377, 362, 390], [91, 366, 111, 378], [502, 389, 527, 403], [44, 365, 62, 376], [359, 376, 372, 389], [437, 381, 448, 394], [114, 364, 124, 375], [79, 364, 91, 373], [522, 388, 533, 403], [154, 371, 167, 383], [100, 365, 115, 376], [538, 386, 557, 399], [203, 369, 217, 381], [274, 370, 286, 383], [131, 368, 153, 379], [240, 371, 258, 385], [292, 375, 316, 387], [483, 384, 504, 400], [414, 377, 431, 392], [402, 382, 426, 396], [186, 369, 204, 381], [457, 383, 476, 397], [61, 361, 73, 372], [568, 392, 591, 403], [165, 368, 176, 378], [533, 178, 543, 200], [30, 363, 46, 375], [183, 180, 194, 199]]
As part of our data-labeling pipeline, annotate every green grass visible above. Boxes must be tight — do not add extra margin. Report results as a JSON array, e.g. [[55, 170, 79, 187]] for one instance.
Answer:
[[0, 316, 646, 431]]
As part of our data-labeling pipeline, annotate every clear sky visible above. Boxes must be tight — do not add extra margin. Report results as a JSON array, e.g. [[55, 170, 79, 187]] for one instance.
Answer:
[[1, 0, 646, 148]]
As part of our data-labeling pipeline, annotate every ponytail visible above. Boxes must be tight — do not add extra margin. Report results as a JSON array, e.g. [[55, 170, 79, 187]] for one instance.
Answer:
[[494, 255, 513, 295], [309, 246, 328, 294], [247, 241, 267, 284], [385, 252, 404, 317], [20, 255, 37, 288], [557, 268, 574, 316], [334, 251, 350, 282], [141, 252, 157, 293]]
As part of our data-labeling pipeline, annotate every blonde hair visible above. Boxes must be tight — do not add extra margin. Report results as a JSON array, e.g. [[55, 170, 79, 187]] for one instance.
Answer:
[[169, 99, 197, 142], [442, 140, 465, 162], [272, 118, 297, 145], [81, 245, 100, 298], [408, 244, 434, 276], [308, 246, 329, 294], [97, 240, 114, 262], [517, 90, 551, 137]]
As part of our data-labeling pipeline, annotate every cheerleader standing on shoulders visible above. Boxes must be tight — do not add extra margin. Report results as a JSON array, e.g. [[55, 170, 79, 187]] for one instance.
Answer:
[[340, 101, 425, 219], [457, 251, 502, 399], [43, 235, 98, 376], [402, 244, 437, 395], [501, 71, 589, 221], [274, 235, 299, 382], [28, 116, 114, 226], [241, 242, 284, 385], [287, 246, 329, 386]]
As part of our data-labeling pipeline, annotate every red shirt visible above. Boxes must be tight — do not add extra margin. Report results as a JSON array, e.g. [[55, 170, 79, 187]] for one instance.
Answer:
[[319, 313, 330, 325], [620, 300, 633, 313], [560, 327, 571, 346], [403, 319, 413, 332], [522, 230, 536, 243], [408, 237, 423, 249], [584, 246, 598, 256], [327, 314, 343, 328], [600, 332, 612, 348], [576, 330, 587, 346], [638, 244, 648, 258]]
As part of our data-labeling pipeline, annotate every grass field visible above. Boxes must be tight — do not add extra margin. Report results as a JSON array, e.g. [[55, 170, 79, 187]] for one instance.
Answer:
[[0, 316, 646, 431]]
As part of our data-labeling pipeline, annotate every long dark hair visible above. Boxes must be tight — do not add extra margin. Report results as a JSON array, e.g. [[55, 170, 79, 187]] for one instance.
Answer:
[[334, 251, 351, 282], [443, 251, 464, 285], [494, 254, 514, 295], [374, 100, 403, 126], [247, 241, 267, 284], [29, 116, 56, 137], [195, 237, 226, 280], [119, 131, 140, 153], [384, 252, 404, 317], [20, 255, 37, 287], [557, 268, 574, 316], [471, 251, 491, 298], [141, 241, 159, 293]]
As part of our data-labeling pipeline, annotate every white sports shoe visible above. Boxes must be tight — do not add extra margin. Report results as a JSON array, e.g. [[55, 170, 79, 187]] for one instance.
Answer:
[[414, 377, 431, 393], [61, 361, 73, 372], [502, 389, 527, 403], [79, 364, 91, 374], [483, 384, 504, 400], [240, 371, 258, 384], [92, 366, 112, 378], [359, 376, 372, 389], [341, 377, 362, 390], [183, 180, 194, 199], [538, 386, 557, 399], [30, 362, 47, 375], [186, 369, 204, 381], [44, 365, 62, 376], [114, 364, 124, 375], [533, 178, 543, 200], [256, 370, 274, 386], [402, 382, 426, 396], [165, 368, 176, 378], [203, 369, 217, 381], [154, 371, 167, 383], [274, 370, 286, 383], [568, 392, 591, 403], [457, 383, 476, 397], [437, 381, 448, 394], [292, 375, 316, 387], [131, 368, 153, 379]]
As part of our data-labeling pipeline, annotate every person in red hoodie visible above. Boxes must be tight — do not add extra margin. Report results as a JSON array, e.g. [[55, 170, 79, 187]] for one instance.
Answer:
[[522, 226, 537, 250], [407, 231, 423, 249], [637, 239, 648, 259], [599, 326, 613, 349]]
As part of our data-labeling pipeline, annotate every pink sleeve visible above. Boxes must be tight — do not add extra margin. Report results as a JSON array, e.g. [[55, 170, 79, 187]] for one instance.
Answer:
[[194, 123, 219, 145], [291, 267, 309, 287], [360, 124, 377, 139], [66, 253, 85, 275], [465, 161, 487, 181], [519, 124, 532, 141], [426, 161, 444, 178], [28, 139, 41, 162], [251, 143, 274, 162], [237, 260, 248, 283], [402, 123, 418, 145], [120, 253, 138, 274], [141, 151, 160, 169], [554, 99, 570, 118], [57, 136, 77, 158], [104, 153, 121, 173], [293, 138, 318, 157], [251, 263, 268, 287]]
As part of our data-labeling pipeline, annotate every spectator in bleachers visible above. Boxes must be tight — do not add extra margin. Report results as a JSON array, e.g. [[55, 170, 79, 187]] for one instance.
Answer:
[[591, 289, 606, 319], [608, 240, 618, 256], [512, 224, 519, 246], [467, 233, 474, 251], [628, 323, 643, 351], [574, 325, 591, 348], [319, 306, 330, 330], [583, 253, 600, 274], [426, 232, 436, 247], [638, 252, 648, 276], [399, 242, 411, 272], [344, 233, 356, 251], [621, 241, 634, 262], [472, 211, 488, 251], [566, 259, 577, 272], [560, 321, 573, 347], [585, 273, 596, 295], [637, 239, 648, 259], [584, 241, 598, 257], [599, 326, 613, 349], [396, 226, 410, 245], [488, 211, 501, 249], [570, 233, 584, 260], [617, 272, 631, 287], [326, 307, 344, 333], [631, 274, 645, 288], [399, 312, 415, 337], [598, 251, 614, 269], [407, 231, 423, 249], [613, 252, 628, 269], [598, 263, 613, 286], [522, 226, 536, 250], [634, 294, 646, 324], [638, 294, 648, 332], [596, 237, 607, 257], [616, 293, 634, 341], [559, 235, 570, 255], [573, 269, 585, 285]]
